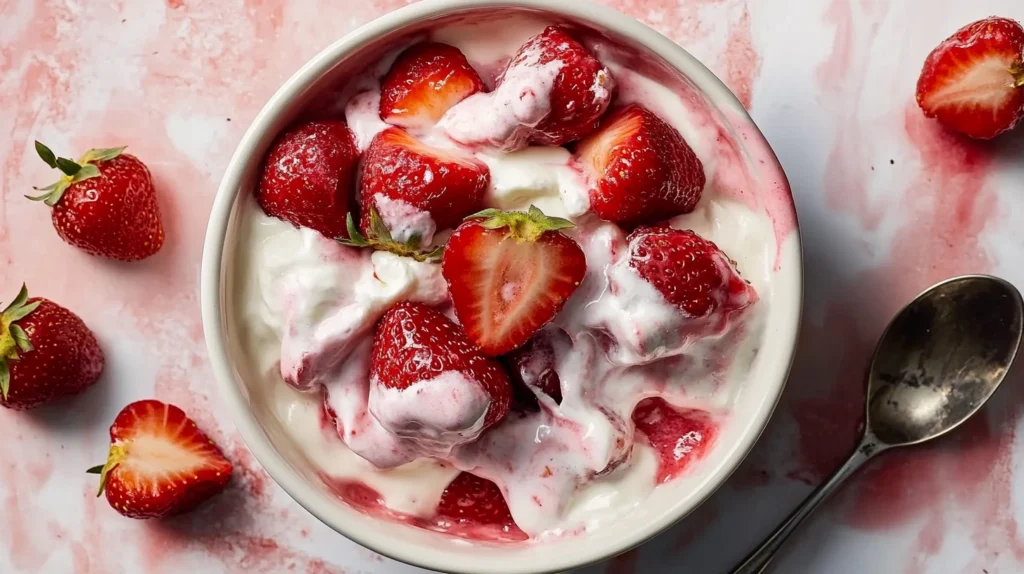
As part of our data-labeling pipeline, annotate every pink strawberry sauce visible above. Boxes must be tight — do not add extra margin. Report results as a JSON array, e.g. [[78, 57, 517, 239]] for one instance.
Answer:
[[632, 398, 719, 483]]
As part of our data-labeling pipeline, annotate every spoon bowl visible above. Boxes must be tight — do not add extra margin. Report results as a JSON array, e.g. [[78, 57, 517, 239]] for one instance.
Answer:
[[734, 275, 1023, 574], [867, 275, 1023, 447]]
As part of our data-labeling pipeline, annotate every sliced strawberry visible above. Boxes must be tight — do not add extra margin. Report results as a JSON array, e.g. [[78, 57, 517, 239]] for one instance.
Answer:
[[632, 398, 717, 483], [380, 42, 485, 131], [442, 207, 586, 357], [359, 127, 489, 238], [257, 120, 359, 238], [89, 400, 233, 519], [370, 301, 511, 429], [627, 226, 754, 318], [500, 26, 614, 146], [502, 327, 565, 409], [575, 104, 705, 227], [436, 472, 522, 534], [916, 17, 1024, 139]]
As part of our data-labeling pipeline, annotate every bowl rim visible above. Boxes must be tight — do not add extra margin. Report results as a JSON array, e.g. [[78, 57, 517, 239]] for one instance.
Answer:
[[200, 0, 804, 572]]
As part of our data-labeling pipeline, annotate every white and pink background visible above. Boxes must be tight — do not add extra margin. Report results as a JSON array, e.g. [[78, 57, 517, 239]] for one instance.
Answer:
[[3, 0, 1024, 572]]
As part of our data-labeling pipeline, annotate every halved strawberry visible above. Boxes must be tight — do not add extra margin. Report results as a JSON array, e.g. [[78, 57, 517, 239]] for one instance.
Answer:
[[359, 127, 489, 239], [500, 26, 614, 146], [627, 225, 754, 318], [916, 17, 1024, 139], [575, 104, 705, 227], [88, 400, 233, 519], [436, 472, 522, 535], [379, 42, 485, 131], [370, 301, 511, 429], [442, 206, 586, 356]]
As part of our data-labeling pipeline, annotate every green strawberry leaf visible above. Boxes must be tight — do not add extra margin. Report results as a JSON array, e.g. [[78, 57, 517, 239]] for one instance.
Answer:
[[0, 361, 9, 400], [10, 324, 32, 353], [79, 146, 126, 164], [35, 141, 57, 169], [85, 465, 104, 474], [6, 300, 40, 323], [55, 157, 82, 177]]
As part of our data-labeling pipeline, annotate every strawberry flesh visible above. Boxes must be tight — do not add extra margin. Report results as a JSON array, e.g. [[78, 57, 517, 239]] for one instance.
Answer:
[[442, 213, 586, 357], [0, 288, 104, 410], [380, 42, 484, 131], [360, 127, 489, 237], [94, 400, 233, 519], [258, 120, 359, 238], [627, 225, 753, 318], [575, 104, 705, 227], [916, 17, 1024, 139], [370, 301, 511, 429], [436, 471, 523, 535], [632, 397, 717, 483]]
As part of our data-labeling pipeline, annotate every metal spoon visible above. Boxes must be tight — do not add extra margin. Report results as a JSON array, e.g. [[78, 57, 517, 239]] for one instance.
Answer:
[[732, 275, 1023, 574]]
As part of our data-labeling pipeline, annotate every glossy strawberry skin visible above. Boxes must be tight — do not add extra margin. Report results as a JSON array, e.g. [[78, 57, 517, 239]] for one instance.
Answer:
[[1, 298, 104, 410], [379, 42, 485, 130], [442, 220, 586, 357], [916, 17, 1024, 139], [627, 226, 752, 318], [257, 120, 359, 238], [370, 301, 511, 428], [51, 154, 164, 261], [99, 400, 233, 519], [501, 27, 614, 146], [359, 127, 489, 234], [436, 472, 521, 533], [576, 104, 705, 227]]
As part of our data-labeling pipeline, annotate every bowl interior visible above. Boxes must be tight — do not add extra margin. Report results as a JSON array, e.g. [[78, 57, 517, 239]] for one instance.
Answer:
[[204, 2, 801, 573]]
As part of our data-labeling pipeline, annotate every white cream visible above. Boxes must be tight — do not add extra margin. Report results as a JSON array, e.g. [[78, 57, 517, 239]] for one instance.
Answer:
[[371, 194, 437, 246], [438, 43, 564, 151], [369, 371, 491, 454], [235, 14, 777, 540]]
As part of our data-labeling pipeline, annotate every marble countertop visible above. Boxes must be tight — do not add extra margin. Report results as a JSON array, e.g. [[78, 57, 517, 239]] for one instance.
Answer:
[[3, 0, 1024, 572]]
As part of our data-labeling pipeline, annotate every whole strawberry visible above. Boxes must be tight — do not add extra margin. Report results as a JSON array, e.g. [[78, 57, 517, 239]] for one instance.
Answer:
[[0, 284, 104, 410], [627, 226, 754, 318], [379, 42, 485, 130], [88, 400, 233, 519], [258, 120, 359, 238], [917, 17, 1024, 139], [30, 143, 164, 261]]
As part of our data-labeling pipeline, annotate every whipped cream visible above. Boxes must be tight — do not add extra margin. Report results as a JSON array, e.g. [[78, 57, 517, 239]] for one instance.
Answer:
[[235, 14, 779, 540]]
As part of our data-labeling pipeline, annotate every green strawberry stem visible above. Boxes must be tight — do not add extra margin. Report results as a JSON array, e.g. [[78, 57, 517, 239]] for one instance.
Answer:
[[0, 284, 41, 399], [338, 207, 443, 262], [468, 205, 574, 242], [27, 142, 126, 207], [88, 444, 126, 496]]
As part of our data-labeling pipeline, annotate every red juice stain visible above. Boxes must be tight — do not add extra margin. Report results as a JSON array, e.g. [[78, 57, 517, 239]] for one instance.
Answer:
[[719, 8, 761, 110], [632, 397, 718, 483]]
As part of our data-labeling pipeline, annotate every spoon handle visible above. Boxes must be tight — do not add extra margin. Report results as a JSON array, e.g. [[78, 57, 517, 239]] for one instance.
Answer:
[[730, 439, 880, 574]]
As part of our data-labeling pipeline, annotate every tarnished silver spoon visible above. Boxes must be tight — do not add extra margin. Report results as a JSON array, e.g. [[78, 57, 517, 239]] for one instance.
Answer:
[[733, 275, 1023, 574]]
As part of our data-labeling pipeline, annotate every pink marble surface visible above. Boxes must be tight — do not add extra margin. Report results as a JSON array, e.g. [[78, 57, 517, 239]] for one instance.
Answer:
[[3, 0, 1024, 573]]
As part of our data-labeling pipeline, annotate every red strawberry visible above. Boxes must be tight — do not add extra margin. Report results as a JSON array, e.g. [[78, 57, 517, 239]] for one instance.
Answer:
[[359, 127, 489, 238], [88, 400, 233, 519], [0, 284, 104, 410], [29, 143, 164, 261], [257, 120, 359, 238], [501, 26, 614, 146], [627, 226, 753, 318], [442, 207, 586, 356], [575, 104, 705, 227], [436, 471, 522, 535], [503, 327, 564, 408], [916, 17, 1024, 139], [370, 301, 511, 429], [632, 398, 717, 483], [379, 42, 485, 131]]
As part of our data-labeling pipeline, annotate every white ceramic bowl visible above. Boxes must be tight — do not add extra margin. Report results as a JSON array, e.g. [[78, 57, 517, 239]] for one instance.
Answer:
[[201, 1, 802, 572]]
